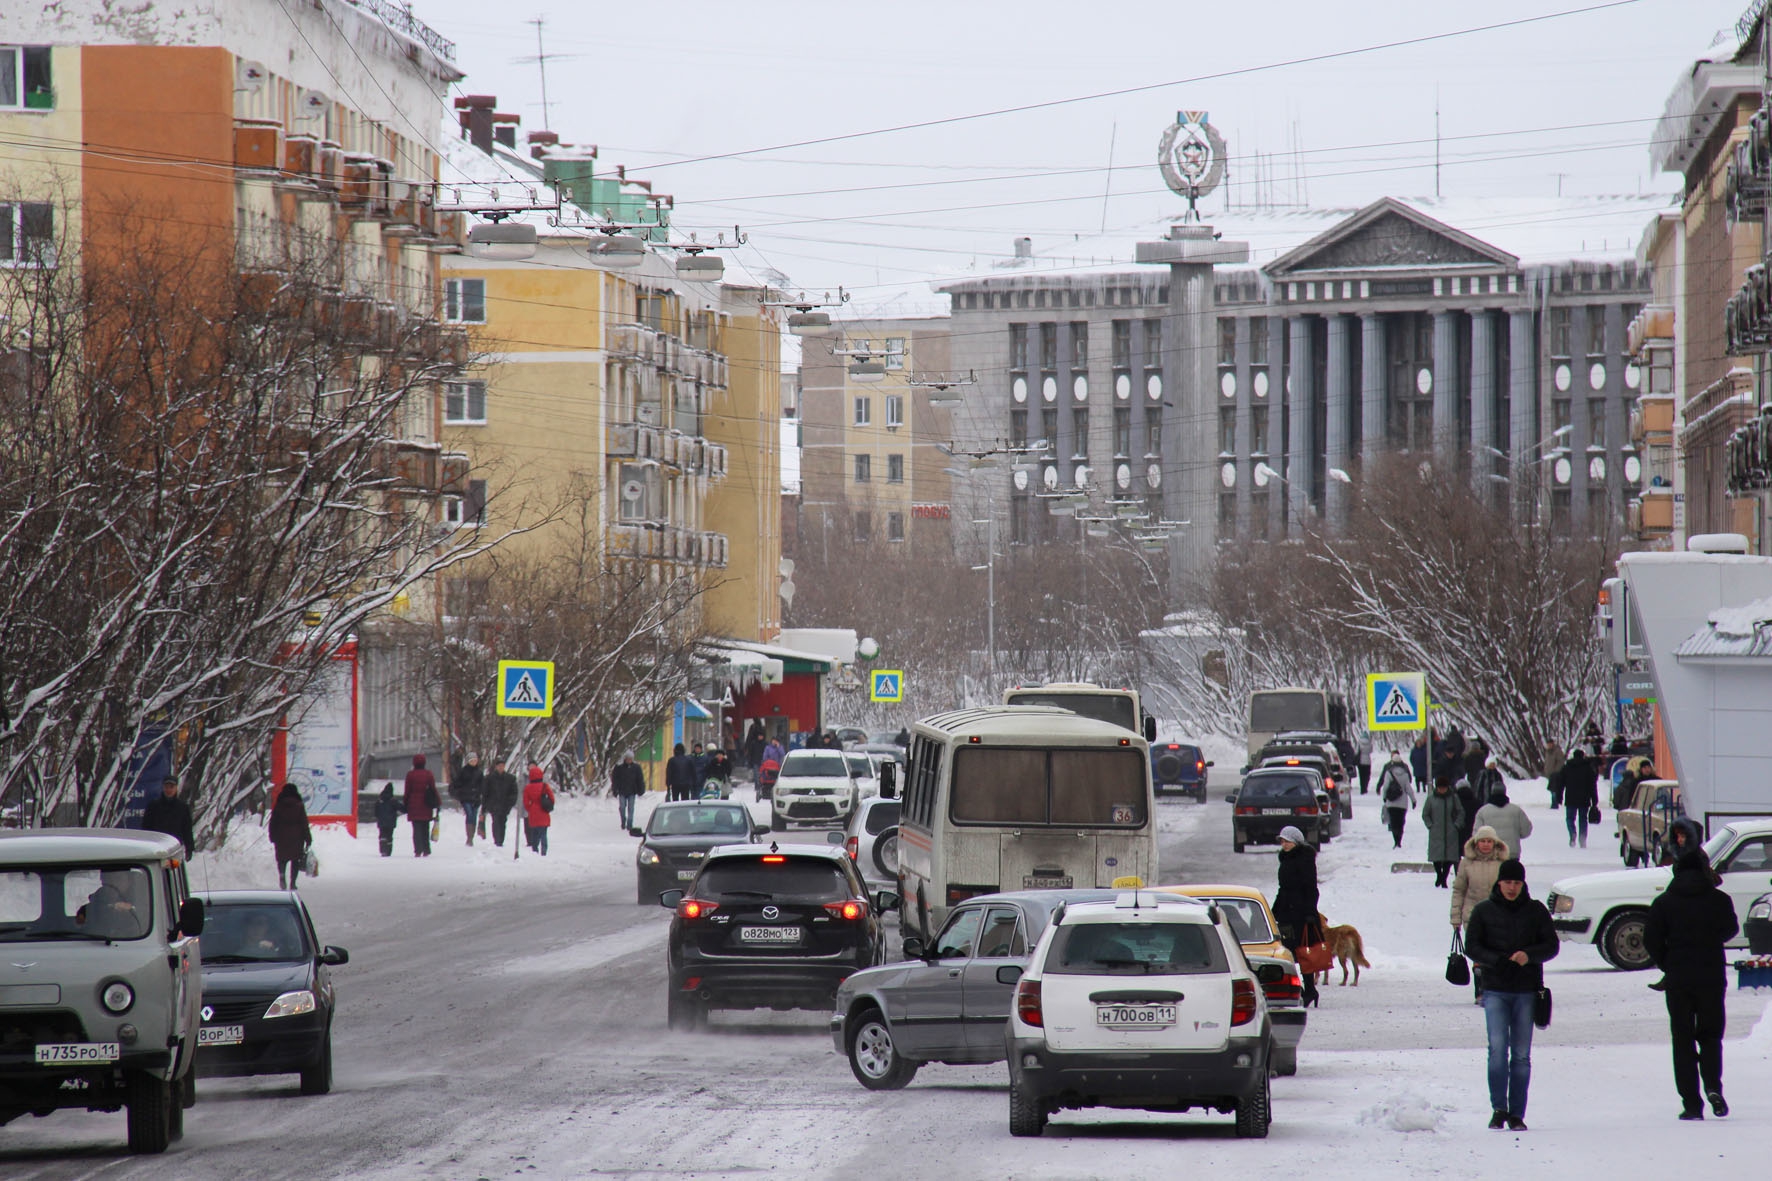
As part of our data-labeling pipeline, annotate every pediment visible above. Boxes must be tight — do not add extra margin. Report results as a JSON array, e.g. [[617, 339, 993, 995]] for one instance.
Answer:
[[1264, 199, 1517, 276]]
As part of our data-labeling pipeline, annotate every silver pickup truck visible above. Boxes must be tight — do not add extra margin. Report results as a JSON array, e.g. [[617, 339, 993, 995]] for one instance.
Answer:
[[0, 829, 205, 1153]]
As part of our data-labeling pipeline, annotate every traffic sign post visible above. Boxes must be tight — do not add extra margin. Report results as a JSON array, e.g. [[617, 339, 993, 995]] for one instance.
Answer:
[[496, 660, 556, 717], [870, 669, 904, 703], [1366, 672, 1426, 731]]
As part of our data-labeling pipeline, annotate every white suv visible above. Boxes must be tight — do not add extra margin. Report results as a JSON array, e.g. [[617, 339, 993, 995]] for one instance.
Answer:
[[1002, 891, 1273, 1137], [770, 749, 861, 830]]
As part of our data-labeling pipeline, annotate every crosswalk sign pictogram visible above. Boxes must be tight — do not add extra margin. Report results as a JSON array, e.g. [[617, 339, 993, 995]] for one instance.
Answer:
[[1365, 671, 1425, 731], [497, 660, 555, 717], [870, 669, 904, 703]]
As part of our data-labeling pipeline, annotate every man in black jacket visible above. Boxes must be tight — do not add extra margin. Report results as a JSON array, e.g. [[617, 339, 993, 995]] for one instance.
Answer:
[[481, 759, 520, 848], [610, 751, 646, 830], [665, 743, 697, 802], [1644, 847, 1739, 1120], [1465, 859, 1558, 1131], [141, 777, 196, 857]]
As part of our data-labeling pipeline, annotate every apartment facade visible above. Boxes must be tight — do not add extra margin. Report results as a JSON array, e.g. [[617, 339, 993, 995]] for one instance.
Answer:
[[1720, 7, 1772, 548]]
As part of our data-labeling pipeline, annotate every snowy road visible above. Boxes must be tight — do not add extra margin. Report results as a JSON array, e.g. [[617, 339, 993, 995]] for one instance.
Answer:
[[2, 777, 1768, 1179]]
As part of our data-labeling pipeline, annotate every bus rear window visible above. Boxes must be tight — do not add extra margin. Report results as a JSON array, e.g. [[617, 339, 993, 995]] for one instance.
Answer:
[[1004, 692, 1136, 732], [1250, 692, 1327, 732], [951, 748, 1147, 826]]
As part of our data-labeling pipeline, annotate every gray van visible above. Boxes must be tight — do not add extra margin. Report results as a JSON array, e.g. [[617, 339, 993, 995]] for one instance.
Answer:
[[0, 829, 205, 1153]]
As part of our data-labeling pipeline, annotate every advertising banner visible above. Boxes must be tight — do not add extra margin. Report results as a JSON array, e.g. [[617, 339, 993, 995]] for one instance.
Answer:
[[273, 643, 359, 835]]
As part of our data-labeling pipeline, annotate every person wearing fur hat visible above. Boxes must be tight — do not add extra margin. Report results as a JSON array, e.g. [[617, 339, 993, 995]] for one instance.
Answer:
[[1645, 843, 1738, 1120], [1271, 826, 1321, 1008], [1464, 858, 1558, 1131]]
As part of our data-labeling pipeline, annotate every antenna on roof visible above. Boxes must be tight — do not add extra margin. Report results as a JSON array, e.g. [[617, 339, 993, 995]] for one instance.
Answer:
[[1435, 88, 1442, 199], [516, 17, 575, 133]]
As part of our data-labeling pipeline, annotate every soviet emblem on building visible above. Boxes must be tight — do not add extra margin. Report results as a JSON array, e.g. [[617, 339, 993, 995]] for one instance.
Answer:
[[1158, 111, 1227, 220]]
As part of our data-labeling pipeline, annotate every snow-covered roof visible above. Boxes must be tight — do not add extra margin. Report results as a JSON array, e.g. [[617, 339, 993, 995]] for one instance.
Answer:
[[1674, 594, 1772, 659]]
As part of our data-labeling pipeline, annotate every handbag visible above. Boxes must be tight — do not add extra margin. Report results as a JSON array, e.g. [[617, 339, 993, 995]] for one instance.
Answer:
[[301, 848, 319, 878], [1294, 922, 1335, 976], [1533, 986, 1552, 1029], [1446, 929, 1470, 986], [1586, 803, 1602, 825]]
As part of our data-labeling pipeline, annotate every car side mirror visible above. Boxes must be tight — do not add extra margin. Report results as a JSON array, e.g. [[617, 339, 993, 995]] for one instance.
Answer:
[[752, 825, 769, 839], [1143, 717, 1158, 743], [319, 945, 350, 966], [875, 890, 901, 912], [1224, 793, 1238, 803], [1206, 760, 1215, 768], [1239, 764, 1251, 775], [825, 829, 845, 845], [996, 964, 1024, 986], [627, 826, 644, 838], [879, 763, 897, 798], [659, 889, 684, 909], [177, 897, 205, 938], [902, 936, 926, 960]]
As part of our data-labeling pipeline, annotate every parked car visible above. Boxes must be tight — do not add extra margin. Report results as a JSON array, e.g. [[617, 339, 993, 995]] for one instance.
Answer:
[[1547, 819, 1772, 969], [0, 830, 205, 1154], [843, 750, 881, 800], [660, 843, 892, 1029], [831, 890, 1099, 1090], [868, 730, 908, 750], [1155, 887, 1304, 1072], [857, 742, 906, 768], [1156, 884, 1292, 962], [193, 890, 347, 1095], [844, 796, 901, 891], [1001, 891, 1274, 1137], [632, 801, 766, 904], [1231, 768, 1331, 853], [1246, 952, 1307, 1076], [1151, 741, 1212, 802], [770, 749, 862, 831], [833, 726, 870, 748], [1746, 892, 1772, 954], [1616, 779, 1683, 867]]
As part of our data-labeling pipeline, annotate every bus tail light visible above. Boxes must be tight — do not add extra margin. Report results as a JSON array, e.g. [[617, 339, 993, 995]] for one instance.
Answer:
[[1015, 978, 1043, 1027]]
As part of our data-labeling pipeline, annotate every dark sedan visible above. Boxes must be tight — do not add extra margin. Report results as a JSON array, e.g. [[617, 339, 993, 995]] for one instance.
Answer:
[[633, 801, 767, 904], [194, 891, 347, 1095]]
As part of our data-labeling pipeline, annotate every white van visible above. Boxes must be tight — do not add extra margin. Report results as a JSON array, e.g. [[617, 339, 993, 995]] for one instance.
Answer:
[[896, 706, 1157, 941]]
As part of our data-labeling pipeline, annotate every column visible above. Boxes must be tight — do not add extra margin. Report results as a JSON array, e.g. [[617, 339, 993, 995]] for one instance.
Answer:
[[1432, 310, 1460, 463], [1360, 312, 1387, 460], [1267, 316, 1285, 542], [1324, 314, 1352, 532], [1470, 309, 1496, 488], [1508, 308, 1537, 518], [1233, 317, 1253, 535], [1286, 316, 1315, 535]]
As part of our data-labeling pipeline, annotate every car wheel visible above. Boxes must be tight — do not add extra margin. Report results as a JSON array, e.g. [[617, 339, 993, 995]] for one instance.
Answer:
[[872, 828, 900, 879], [667, 989, 706, 1031], [1271, 1046, 1297, 1077], [847, 1009, 918, 1090], [1195, 789, 1208, 805], [1599, 908, 1654, 971], [125, 1071, 173, 1154], [1235, 1071, 1272, 1137], [168, 1083, 185, 1141], [1233, 835, 1246, 853], [1008, 1083, 1048, 1137], [299, 1031, 333, 1096]]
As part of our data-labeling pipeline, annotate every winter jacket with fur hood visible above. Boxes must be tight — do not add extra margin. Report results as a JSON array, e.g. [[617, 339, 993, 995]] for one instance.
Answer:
[[1450, 827, 1511, 927]]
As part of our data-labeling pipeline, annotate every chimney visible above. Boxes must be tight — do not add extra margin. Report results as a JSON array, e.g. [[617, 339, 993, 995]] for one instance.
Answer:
[[1014, 236, 1033, 259], [493, 112, 520, 149], [527, 129, 560, 159], [453, 94, 496, 155]]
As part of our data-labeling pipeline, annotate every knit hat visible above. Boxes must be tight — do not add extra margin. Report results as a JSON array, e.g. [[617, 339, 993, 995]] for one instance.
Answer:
[[1277, 825, 1307, 845], [1472, 825, 1500, 844], [1497, 858, 1526, 882]]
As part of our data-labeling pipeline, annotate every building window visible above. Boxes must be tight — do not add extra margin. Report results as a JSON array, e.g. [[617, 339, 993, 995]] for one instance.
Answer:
[[0, 46, 52, 111], [1009, 323, 1028, 370], [0, 201, 54, 267], [1072, 408, 1089, 459], [1585, 306, 1606, 358], [885, 338, 906, 369], [1553, 398, 1572, 435], [1145, 410, 1162, 456], [887, 453, 904, 483], [1113, 407, 1131, 457], [444, 479, 487, 529], [1217, 317, 1237, 366], [1041, 407, 1058, 451], [1039, 323, 1058, 370], [885, 394, 903, 428], [854, 453, 871, 483], [887, 511, 905, 541], [853, 510, 872, 541], [1143, 319, 1163, 367], [1588, 398, 1607, 444], [1252, 407, 1268, 455], [1010, 408, 1028, 447], [1250, 317, 1269, 366], [1070, 321, 1088, 368], [444, 380, 487, 424], [853, 396, 871, 426], [1219, 408, 1236, 454], [1218, 492, 1236, 540], [1548, 306, 1571, 358], [1112, 319, 1131, 368], [445, 278, 485, 323], [1009, 496, 1028, 544]]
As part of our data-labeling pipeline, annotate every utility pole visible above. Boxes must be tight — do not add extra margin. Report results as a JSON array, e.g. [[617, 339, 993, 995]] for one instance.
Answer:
[[1434, 89, 1441, 199], [970, 498, 996, 681]]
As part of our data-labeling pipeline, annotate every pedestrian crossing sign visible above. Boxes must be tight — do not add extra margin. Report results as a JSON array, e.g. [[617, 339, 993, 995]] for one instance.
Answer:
[[497, 660, 555, 717], [1366, 672, 1426, 731], [870, 669, 904, 703]]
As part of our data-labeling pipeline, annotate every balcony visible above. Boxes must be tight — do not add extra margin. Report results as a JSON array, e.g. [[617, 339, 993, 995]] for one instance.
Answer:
[[1626, 305, 1674, 359], [371, 440, 445, 493], [1725, 265, 1772, 355], [609, 323, 660, 363], [1631, 489, 1674, 536], [1631, 394, 1676, 448], [1727, 104, 1772, 228], [440, 451, 471, 495], [609, 522, 662, 558], [340, 157, 391, 215], [234, 120, 282, 173], [704, 443, 728, 479], [1725, 409, 1772, 495], [701, 531, 729, 567]]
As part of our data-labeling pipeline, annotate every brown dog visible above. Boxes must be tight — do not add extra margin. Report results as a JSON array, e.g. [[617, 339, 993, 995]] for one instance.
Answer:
[[1316, 913, 1371, 986]]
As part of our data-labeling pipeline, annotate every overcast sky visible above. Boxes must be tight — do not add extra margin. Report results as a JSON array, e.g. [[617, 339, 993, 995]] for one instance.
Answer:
[[411, 0, 1749, 299]]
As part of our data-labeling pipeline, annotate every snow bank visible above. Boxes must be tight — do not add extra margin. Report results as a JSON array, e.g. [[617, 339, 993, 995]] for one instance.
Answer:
[[1357, 1093, 1448, 1133]]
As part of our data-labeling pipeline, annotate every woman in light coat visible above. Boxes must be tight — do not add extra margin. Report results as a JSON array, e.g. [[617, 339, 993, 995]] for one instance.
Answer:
[[1451, 826, 1511, 929]]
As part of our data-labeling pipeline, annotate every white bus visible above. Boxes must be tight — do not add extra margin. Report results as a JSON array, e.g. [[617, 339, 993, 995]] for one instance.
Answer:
[[1001, 682, 1158, 742], [896, 706, 1157, 941], [1246, 687, 1349, 763]]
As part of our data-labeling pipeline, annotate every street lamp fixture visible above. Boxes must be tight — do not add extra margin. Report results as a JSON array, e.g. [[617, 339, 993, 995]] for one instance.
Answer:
[[466, 218, 539, 261]]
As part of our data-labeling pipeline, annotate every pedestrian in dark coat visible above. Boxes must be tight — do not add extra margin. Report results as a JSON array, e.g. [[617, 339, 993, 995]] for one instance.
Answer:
[[1464, 859, 1558, 1129], [1452, 777, 1481, 851], [522, 765, 554, 855], [1422, 776, 1467, 887], [664, 743, 697, 802], [743, 721, 766, 771], [1272, 827, 1321, 1007], [1409, 736, 1430, 788], [267, 783, 312, 889], [1645, 847, 1738, 1120], [373, 783, 399, 857], [1462, 738, 1489, 790], [453, 752, 486, 846], [403, 754, 439, 857], [1543, 740, 1567, 808], [1559, 747, 1599, 849], [610, 751, 646, 831], [141, 776, 197, 857], [482, 759, 520, 848]]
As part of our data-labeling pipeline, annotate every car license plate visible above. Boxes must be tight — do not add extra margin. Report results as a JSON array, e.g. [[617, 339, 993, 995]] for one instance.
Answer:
[[199, 1025, 245, 1047], [676, 870, 697, 880], [1023, 875, 1073, 889], [739, 925, 801, 944], [1096, 1004, 1177, 1029], [34, 1043, 120, 1064]]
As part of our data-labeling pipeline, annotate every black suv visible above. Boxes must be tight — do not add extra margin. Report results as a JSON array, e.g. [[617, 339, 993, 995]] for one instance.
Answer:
[[1151, 742, 1212, 802], [1254, 733, 1352, 820], [660, 844, 893, 1030], [1231, 769, 1330, 853]]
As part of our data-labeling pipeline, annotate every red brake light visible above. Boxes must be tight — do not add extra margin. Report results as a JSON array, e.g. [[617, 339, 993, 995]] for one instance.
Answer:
[[1231, 977, 1258, 1026], [1284, 758, 1301, 766], [1292, 805, 1319, 816], [825, 900, 866, 920], [1235, 806, 1260, 816], [678, 899, 719, 920], [1167, 743, 1180, 750], [845, 837, 859, 860], [1196, 760, 1205, 771], [1263, 972, 1303, 1002], [1015, 978, 1043, 1027], [761, 855, 786, 863]]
